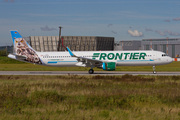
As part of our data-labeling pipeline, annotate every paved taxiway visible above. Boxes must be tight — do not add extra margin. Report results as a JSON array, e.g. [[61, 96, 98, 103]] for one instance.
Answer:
[[0, 71, 180, 76]]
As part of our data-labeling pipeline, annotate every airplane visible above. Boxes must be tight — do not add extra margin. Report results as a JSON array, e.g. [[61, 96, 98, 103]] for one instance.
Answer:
[[8, 31, 173, 74]]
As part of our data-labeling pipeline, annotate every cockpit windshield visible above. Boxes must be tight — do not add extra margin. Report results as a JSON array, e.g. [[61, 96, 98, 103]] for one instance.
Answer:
[[162, 54, 168, 57]]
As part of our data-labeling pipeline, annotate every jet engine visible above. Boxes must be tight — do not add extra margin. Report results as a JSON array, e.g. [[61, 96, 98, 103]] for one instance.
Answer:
[[102, 62, 116, 71]]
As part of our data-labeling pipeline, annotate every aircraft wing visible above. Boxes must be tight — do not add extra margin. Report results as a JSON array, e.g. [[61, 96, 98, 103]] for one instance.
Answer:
[[66, 47, 103, 67]]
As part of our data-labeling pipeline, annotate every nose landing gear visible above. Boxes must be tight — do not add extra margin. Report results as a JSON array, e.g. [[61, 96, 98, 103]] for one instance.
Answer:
[[153, 65, 156, 74]]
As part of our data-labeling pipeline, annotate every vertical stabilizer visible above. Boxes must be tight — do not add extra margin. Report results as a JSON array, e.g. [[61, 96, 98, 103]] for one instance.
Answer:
[[10, 31, 43, 64]]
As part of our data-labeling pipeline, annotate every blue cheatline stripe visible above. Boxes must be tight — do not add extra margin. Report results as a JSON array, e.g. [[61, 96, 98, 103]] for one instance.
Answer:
[[47, 61, 77, 64], [48, 62, 57, 63], [117, 59, 154, 62]]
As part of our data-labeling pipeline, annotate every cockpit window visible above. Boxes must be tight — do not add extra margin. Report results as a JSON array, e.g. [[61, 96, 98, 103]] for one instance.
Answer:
[[162, 54, 168, 57]]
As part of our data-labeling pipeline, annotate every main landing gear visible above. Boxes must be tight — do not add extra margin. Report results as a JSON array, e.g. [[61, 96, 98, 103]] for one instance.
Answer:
[[88, 69, 94, 74], [153, 65, 156, 74]]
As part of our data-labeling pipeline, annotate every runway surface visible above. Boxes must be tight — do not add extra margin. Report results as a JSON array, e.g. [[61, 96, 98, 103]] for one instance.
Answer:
[[0, 71, 180, 76]]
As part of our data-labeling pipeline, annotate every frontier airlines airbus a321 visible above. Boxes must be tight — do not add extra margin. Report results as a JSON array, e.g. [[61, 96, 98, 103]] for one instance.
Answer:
[[8, 31, 173, 74]]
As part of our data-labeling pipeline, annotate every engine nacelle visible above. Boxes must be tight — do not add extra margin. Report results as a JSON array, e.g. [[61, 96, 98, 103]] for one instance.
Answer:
[[102, 62, 116, 71]]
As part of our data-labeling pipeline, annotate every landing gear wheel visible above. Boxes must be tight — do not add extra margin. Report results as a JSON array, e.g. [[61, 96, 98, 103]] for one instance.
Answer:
[[89, 69, 94, 74], [152, 65, 156, 74]]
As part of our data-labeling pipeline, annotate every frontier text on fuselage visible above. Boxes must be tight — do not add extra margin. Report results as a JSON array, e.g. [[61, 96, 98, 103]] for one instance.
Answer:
[[92, 52, 146, 60]]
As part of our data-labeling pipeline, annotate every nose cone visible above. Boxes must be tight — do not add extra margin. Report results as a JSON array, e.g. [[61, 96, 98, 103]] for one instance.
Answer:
[[167, 57, 173, 63]]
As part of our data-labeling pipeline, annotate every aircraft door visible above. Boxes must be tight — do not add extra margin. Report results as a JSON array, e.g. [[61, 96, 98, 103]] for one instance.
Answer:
[[153, 51, 157, 60]]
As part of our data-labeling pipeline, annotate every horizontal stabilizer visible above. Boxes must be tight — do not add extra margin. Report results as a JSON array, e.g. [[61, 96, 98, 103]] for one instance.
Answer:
[[8, 54, 27, 60]]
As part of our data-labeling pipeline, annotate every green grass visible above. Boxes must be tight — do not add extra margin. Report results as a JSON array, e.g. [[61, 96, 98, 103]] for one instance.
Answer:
[[0, 56, 26, 64], [0, 75, 180, 119], [0, 56, 180, 71]]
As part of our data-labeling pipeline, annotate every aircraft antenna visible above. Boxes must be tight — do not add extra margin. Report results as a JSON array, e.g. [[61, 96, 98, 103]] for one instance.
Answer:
[[167, 37, 169, 55]]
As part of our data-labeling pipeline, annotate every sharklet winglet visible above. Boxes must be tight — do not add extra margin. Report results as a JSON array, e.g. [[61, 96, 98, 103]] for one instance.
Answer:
[[67, 47, 76, 57]]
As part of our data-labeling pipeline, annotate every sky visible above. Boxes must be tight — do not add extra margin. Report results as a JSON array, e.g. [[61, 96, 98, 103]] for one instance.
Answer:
[[1, 0, 180, 46]]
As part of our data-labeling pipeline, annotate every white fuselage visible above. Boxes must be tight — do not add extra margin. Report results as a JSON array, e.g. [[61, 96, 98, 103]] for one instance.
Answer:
[[9, 30, 173, 73], [36, 50, 173, 67]]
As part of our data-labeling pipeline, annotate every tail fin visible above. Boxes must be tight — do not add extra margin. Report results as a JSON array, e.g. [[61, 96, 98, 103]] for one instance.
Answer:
[[10, 31, 42, 64], [11, 31, 22, 44], [10, 31, 35, 52]]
